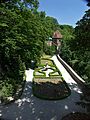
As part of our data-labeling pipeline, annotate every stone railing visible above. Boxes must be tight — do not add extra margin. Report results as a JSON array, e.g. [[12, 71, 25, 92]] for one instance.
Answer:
[[56, 55, 85, 87]]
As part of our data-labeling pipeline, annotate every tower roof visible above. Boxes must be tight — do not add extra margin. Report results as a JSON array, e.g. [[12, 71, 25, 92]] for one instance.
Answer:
[[52, 30, 62, 39]]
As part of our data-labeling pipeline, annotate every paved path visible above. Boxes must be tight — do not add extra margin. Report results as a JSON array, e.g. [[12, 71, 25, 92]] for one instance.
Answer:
[[0, 55, 86, 120], [52, 56, 82, 93]]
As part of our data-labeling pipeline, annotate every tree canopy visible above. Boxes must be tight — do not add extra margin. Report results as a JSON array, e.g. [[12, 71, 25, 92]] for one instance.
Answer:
[[0, 0, 62, 98], [0, 0, 90, 100], [60, 4, 90, 83]]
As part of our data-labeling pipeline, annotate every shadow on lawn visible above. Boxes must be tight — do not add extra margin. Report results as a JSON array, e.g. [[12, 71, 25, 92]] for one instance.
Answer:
[[32, 81, 71, 100], [0, 81, 86, 120]]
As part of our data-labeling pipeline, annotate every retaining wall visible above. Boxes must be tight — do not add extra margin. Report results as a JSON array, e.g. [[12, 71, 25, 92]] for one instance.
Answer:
[[57, 55, 85, 87]]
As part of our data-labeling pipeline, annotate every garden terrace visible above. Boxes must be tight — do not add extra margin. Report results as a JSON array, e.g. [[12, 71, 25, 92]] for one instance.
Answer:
[[32, 58, 71, 100]]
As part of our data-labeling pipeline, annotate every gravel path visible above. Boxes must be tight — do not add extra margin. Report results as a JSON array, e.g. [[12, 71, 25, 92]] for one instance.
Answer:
[[0, 55, 86, 120]]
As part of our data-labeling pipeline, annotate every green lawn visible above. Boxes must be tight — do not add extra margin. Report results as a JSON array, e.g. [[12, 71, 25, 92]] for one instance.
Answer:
[[40, 59, 54, 66], [33, 77, 71, 100]]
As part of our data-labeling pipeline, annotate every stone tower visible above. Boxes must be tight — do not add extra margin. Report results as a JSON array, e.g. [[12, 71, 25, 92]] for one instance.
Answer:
[[52, 30, 62, 53]]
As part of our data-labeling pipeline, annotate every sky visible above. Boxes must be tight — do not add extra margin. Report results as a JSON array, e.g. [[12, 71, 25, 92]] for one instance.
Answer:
[[38, 0, 88, 27]]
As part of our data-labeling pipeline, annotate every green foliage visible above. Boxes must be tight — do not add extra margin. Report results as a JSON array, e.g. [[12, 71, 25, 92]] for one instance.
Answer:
[[40, 58, 54, 66], [40, 16, 61, 41], [44, 44, 56, 56], [34, 57, 62, 78], [49, 70, 61, 77], [0, 83, 14, 98], [60, 25, 75, 43], [60, 6, 90, 83], [60, 40, 72, 63], [33, 68, 46, 77], [74, 9, 90, 51], [0, 0, 44, 99], [33, 56, 71, 100], [1, 0, 89, 100], [71, 6, 90, 83], [0, 0, 61, 99]]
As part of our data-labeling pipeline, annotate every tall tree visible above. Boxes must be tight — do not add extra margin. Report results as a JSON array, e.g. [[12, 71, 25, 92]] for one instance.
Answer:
[[74, 6, 90, 51]]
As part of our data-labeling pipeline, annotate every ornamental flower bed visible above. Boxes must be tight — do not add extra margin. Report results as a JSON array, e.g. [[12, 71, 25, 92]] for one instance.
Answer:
[[32, 58, 71, 100]]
